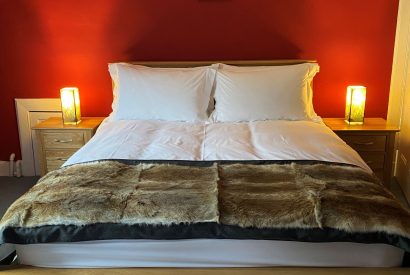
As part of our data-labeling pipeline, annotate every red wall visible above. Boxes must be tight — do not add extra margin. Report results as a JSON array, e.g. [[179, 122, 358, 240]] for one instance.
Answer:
[[0, 0, 399, 160]]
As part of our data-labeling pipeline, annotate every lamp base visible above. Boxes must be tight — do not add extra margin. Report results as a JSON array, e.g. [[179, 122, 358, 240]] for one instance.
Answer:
[[63, 120, 81, 125], [344, 119, 364, 125]]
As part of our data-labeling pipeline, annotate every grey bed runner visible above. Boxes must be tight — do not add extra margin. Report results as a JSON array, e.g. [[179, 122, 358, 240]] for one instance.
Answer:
[[1, 160, 410, 253]]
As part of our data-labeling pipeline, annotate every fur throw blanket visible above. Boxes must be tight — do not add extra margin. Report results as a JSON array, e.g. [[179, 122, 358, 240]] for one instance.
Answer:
[[1, 160, 410, 248]]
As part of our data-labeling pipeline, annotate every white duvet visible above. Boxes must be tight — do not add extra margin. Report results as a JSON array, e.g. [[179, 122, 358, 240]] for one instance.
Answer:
[[64, 119, 370, 172]]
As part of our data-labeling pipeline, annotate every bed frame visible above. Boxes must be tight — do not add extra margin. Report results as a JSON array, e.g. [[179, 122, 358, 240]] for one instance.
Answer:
[[6, 59, 408, 274]]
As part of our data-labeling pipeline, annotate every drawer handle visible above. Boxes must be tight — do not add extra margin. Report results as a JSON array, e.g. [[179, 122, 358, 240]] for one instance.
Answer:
[[365, 160, 373, 164], [57, 158, 68, 161], [353, 141, 374, 146], [54, 139, 73, 143]]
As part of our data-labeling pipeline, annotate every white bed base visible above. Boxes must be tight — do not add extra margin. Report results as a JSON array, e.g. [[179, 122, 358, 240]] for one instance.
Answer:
[[14, 239, 404, 268]]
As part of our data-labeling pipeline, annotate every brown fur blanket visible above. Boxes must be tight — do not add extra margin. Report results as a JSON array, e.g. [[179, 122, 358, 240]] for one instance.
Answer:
[[1, 160, 410, 249]]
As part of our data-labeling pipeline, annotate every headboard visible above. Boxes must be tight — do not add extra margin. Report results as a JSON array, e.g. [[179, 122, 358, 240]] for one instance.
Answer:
[[127, 60, 316, 68]]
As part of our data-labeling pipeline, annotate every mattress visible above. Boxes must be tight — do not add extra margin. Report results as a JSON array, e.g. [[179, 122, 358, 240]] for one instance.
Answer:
[[9, 119, 406, 267]]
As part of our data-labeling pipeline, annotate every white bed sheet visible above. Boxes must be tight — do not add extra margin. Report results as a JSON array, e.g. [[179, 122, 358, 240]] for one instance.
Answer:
[[64, 119, 370, 172], [15, 240, 404, 268]]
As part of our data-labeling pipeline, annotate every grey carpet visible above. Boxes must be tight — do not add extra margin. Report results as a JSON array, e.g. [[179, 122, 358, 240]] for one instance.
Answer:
[[391, 179, 410, 210], [0, 177, 39, 217]]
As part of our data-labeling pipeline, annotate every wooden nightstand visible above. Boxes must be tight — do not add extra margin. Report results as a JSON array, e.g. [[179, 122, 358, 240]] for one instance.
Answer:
[[33, 117, 105, 176], [323, 118, 399, 186]]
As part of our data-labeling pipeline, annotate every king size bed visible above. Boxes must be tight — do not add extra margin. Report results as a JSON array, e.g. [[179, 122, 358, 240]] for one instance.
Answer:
[[0, 60, 409, 269]]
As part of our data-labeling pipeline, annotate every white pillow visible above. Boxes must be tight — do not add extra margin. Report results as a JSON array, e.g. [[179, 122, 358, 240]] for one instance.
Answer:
[[211, 63, 320, 122], [108, 63, 217, 122]]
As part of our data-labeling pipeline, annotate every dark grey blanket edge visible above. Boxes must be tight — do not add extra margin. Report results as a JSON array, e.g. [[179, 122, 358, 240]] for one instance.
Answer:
[[3, 222, 410, 253]]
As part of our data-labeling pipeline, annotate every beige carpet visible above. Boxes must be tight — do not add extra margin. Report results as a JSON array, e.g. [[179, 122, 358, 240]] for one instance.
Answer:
[[0, 266, 409, 275]]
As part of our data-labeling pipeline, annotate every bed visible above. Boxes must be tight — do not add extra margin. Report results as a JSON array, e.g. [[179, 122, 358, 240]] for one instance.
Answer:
[[1, 60, 409, 269]]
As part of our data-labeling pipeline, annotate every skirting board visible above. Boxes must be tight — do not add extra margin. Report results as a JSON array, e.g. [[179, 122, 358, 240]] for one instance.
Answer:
[[0, 161, 9, 176]]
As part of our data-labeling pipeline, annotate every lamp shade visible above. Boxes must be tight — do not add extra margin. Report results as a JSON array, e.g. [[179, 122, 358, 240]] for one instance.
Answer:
[[60, 87, 81, 125], [345, 86, 366, 125]]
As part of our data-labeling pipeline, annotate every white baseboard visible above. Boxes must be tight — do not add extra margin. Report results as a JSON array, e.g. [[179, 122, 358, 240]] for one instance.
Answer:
[[0, 161, 9, 176]]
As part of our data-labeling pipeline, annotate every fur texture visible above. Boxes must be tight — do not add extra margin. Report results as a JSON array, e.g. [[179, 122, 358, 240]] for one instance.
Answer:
[[1, 160, 410, 241]]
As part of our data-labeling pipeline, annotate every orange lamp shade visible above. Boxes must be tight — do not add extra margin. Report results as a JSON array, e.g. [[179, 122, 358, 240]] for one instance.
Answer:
[[60, 87, 81, 125]]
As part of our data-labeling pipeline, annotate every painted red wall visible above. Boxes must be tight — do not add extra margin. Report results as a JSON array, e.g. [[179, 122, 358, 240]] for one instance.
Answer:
[[0, 0, 399, 160]]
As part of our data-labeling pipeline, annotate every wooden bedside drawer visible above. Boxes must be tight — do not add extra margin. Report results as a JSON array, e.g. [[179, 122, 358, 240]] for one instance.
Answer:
[[43, 132, 85, 149], [45, 150, 77, 171], [33, 117, 105, 176], [340, 135, 386, 151], [323, 118, 399, 188], [358, 151, 385, 170]]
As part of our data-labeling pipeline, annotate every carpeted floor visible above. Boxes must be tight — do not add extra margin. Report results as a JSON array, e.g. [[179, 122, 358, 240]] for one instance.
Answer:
[[391, 179, 410, 209], [0, 176, 39, 217]]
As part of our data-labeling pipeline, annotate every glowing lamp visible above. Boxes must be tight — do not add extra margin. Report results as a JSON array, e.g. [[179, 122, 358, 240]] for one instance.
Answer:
[[60, 87, 81, 125], [345, 86, 366, 125]]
